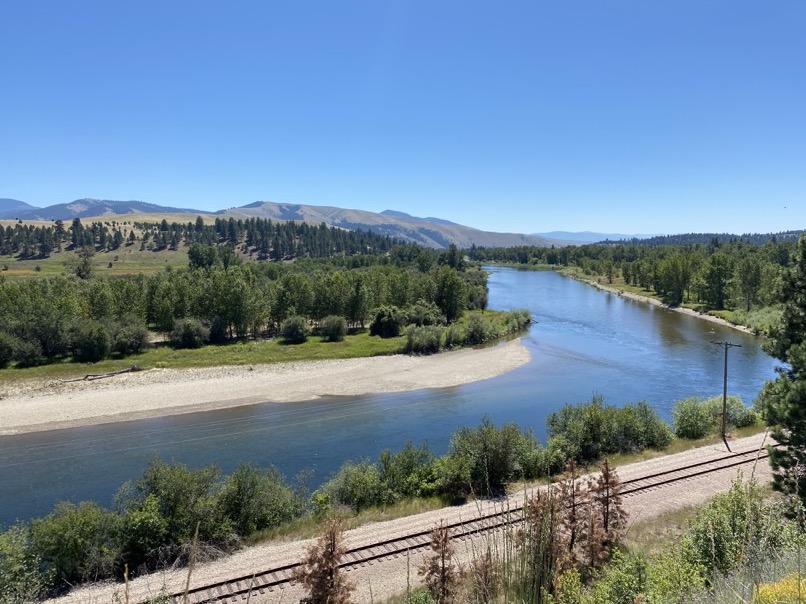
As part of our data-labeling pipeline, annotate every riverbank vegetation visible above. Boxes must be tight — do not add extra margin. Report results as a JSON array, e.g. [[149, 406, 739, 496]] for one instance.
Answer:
[[470, 233, 801, 335], [392, 474, 803, 604], [0, 394, 761, 600], [0, 218, 522, 377]]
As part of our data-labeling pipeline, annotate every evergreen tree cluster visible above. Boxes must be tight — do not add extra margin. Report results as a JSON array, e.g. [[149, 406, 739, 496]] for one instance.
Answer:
[[0, 215, 414, 260], [0, 257, 486, 368], [471, 237, 796, 312]]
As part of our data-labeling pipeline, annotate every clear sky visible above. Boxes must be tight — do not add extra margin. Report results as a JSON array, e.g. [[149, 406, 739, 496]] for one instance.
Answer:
[[1, 1, 804, 235]]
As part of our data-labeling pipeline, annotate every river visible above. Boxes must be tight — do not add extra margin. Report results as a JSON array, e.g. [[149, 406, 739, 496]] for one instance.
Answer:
[[0, 267, 778, 526]]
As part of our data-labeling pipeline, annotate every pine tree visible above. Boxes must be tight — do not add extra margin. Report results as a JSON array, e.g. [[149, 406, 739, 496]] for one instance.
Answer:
[[419, 521, 459, 604], [557, 460, 589, 570], [294, 518, 354, 604], [760, 234, 806, 505], [589, 459, 627, 555]]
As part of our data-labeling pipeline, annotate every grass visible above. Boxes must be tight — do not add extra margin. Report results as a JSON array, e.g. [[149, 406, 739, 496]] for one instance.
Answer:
[[0, 308, 520, 385], [0, 330, 407, 385], [0, 244, 191, 278]]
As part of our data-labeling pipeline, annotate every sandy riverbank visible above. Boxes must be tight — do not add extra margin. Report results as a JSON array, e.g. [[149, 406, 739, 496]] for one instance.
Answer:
[[0, 339, 531, 435], [587, 280, 757, 335]]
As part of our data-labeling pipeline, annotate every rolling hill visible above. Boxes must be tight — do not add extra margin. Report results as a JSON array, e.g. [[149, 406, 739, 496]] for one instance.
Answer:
[[0, 198, 203, 221], [220, 201, 557, 248], [0, 197, 560, 249]]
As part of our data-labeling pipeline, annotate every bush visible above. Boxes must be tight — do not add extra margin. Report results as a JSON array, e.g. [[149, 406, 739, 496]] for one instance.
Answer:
[[169, 318, 209, 349], [378, 442, 436, 499], [116, 459, 231, 549], [439, 417, 535, 497], [404, 325, 443, 354], [0, 523, 52, 603], [464, 314, 494, 345], [369, 305, 405, 338], [672, 397, 713, 439], [217, 464, 303, 536], [110, 315, 150, 356], [443, 323, 462, 349], [280, 315, 310, 343], [320, 315, 347, 342], [12, 339, 46, 368], [71, 320, 112, 362], [30, 501, 120, 584], [673, 395, 757, 439], [323, 460, 387, 513], [0, 330, 19, 369], [547, 395, 672, 464], [682, 476, 795, 578], [404, 300, 445, 327], [504, 308, 532, 332]]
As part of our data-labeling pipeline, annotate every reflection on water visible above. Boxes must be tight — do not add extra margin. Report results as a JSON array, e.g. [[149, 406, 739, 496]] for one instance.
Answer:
[[0, 268, 778, 526]]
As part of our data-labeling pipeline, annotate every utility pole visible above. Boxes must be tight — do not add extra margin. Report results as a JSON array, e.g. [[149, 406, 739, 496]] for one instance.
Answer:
[[711, 340, 742, 451]]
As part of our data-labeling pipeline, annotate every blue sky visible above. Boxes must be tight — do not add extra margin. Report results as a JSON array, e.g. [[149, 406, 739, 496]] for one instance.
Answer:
[[1, 1, 804, 235]]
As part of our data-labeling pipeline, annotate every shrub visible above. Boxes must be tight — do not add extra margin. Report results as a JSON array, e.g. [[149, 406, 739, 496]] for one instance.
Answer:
[[217, 464, 303, 536], [369, 305, 405, 338], [443, 323, 462, 349], [464, 314, 493, 345], [169, 318, 209, 349], [0, 523, 52, 603], [404, 324, 443, 354], [323, 460, 387, 513], [110, 315, 150, 356], [682, 476, 795, 578], [71, 320, 112, 362], [672, 397, 713, 439], [116, 459, 231, 549], [12, 339, 45, 368], [673, 395, 757, 439], [405, 300, 445, 327], [280, 315, 310, 343], [30, 501, 120, 584], [320, 315, 347, 342], [703, 394, 757, 429], [504, 308, 532, 332], [547, 396, 672, 464], [440, 417, 534, 496], [0, 330, 19, 369], [378, 442, 437, 499]]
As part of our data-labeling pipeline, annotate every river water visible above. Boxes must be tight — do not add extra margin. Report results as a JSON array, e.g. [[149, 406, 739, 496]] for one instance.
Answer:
[[0, 268, 779, 526]]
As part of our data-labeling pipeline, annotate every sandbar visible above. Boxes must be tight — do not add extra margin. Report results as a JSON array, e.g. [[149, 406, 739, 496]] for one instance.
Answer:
[[0, 339, 531, 436]]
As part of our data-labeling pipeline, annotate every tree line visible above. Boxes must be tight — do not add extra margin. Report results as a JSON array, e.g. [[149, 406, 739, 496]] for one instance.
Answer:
[[0, 215, 415, 261], [470, 237, 797, 330], [0, 249, 489, 368]]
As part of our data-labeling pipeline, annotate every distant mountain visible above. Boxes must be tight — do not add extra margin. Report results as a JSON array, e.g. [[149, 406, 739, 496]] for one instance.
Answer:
[[535, 231, 658, 244], [4, 199, 204, 221], [379, 209, 459, 226], [221, 201, 559, 249], [1, 196, 564, 249], [0, 199, 39, 218]]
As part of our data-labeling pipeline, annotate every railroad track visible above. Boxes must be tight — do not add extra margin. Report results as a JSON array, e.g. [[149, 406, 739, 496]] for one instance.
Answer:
[[167, 444, 772, 604]]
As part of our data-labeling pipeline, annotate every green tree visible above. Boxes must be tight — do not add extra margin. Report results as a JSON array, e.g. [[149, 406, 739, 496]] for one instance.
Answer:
[[735, 255, 763, 311], [433, 266, 466, 324], [759, 234, 806, 505], [702, 252, 733, 310]]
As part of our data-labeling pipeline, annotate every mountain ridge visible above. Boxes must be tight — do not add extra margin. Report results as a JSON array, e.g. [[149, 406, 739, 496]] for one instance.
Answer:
[[0, 197, 560, 249]]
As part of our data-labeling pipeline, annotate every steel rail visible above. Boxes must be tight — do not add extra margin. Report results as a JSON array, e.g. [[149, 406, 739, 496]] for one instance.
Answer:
[[167, 444, 772, 603]]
